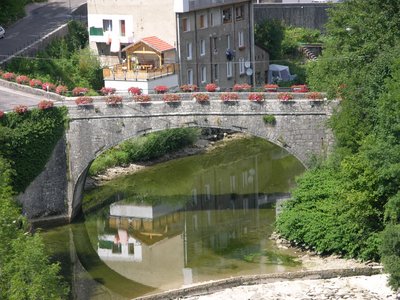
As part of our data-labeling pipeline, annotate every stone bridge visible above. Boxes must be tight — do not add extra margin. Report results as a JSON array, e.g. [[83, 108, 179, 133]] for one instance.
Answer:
[[19, 95, 339, 224]]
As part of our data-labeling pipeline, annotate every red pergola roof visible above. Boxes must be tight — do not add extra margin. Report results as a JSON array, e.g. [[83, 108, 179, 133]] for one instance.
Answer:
[[141, 36, 175, 53]]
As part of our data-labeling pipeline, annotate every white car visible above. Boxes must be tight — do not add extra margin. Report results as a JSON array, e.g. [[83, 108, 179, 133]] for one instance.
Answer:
[[0, 26, 5, 39]]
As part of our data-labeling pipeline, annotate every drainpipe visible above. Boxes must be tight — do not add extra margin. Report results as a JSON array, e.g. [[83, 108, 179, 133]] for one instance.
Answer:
[[249, 1, 256, 86], [175, 13, 183, 86]]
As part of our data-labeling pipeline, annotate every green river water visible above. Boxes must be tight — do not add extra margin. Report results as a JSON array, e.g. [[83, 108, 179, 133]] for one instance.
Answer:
[[42, 136, 306, 299]]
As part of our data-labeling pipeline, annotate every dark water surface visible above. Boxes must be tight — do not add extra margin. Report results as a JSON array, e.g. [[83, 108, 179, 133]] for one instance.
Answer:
[[42, 137, 305, 299]]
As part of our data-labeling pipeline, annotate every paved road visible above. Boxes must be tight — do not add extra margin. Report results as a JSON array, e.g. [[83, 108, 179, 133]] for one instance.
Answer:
[[0, 0, 86, 63], [0, 85, 44, 111]]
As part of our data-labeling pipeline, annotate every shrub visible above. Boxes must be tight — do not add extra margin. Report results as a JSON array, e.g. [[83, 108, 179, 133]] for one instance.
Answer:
[[264, 84, 279, 92], [75, 96, 93, 105], [100, 87, 116, 95], [29, 79, 42, 88], [278, 92, 294, 101], [307, 92, 323, 100], [233, 83, 252, 92], [248, 93, 265, 102], [220, 93, 239, 101], [55, 85, 68, 95], [42, 82, 56, 92], [263, 115, 276, 125], [13, 105, 28, 114], [2, 72, 16, 81], [180, 84, 198, 92], [205, 83, 218, 92], [154, 85, 168, 94], [72, 87, 89, 96], [37, 100, 54, 110], [105, 95, 123, 105], [193, 93, 210, 102], [381, 224, 400, 290], [133, 94, 151, 102], [16, 75, 30, 85], [128, 87, 142, 95], [163, 93, 181, 102]]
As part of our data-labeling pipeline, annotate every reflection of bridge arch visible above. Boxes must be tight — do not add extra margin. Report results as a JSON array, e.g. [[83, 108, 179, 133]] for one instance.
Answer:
[[20, 98, 337, 222]]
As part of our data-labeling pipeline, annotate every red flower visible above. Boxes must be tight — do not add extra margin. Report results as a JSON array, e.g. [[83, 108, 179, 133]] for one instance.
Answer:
[[16, 75, 30, 85], [38, 100, 54, 110], [162, 94, 181, 102], [106, 95, 123, 105], [233, 83, 252, 92], [220, 93, 239, 101], [205, 83, 218, 92], [128, 87, 142, 95], [0, 111, 4, 119], [55, 85, 68, 95], [180, 84, 198, 92], [2, 72, 16, 81], [100, 87, 116, 95], [264, 84, 279, 92], [42, 82, 56, 92], [75, 96, 93, 105], [291, 85, 309, 93], [72, 87, 89, 96], [248, 93, 264, 102], [307, 92, 323, 100], [193, 93, 210, 102], [29, 79, 42, 88], [133, 94, 151, 102], [154, 85, 169, 94], [278, 92, 294, 101]]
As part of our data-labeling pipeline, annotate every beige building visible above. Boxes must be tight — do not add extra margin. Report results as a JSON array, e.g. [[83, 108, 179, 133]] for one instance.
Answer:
[[87, 0, 177, 66]]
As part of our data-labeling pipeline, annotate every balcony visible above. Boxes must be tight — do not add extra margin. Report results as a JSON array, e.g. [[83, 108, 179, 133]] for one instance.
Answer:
[[103, 63, 177, 81]]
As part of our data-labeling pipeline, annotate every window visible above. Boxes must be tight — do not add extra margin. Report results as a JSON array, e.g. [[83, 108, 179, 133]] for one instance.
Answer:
[[214, 64, 219, 81], [235, 5, 244, 20], [238, 31, 244, 49], [199, 14, 207, 29], [187, 69, 193, 85], [239, 57, 245, 74], [222, 8, 232, 23], [120, 20, 125, 36], [210, 9, 221, 26], [186, 42, 192, 60], [182, 17, 190, 32], [201, 66, 207, 83], [212, 37, 218, 53], [227, 61, 233, 78], [103, 19, 112, 32], [200, 39, 206, 56]]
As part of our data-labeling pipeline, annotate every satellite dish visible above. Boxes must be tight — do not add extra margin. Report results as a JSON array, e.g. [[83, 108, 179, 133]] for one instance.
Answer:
[[246, 68, 253, 76], [244, 61, 251, 68]]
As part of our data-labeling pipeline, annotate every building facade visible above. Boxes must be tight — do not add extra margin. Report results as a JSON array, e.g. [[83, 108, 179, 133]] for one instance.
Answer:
[[175, 0, 269, 90], [87, 0, 177, 66]]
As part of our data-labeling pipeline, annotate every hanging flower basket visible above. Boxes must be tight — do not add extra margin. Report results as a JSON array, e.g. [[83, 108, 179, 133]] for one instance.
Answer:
[[55, 85, 68, 95], [163, 94, 181, 103], [233, 83, 252, 92], [100, 87, 116, 95], [42, 82, 56, 92], [133, 94, 151, 103], [75, 96, 94, 107], [307, 92, 323, 101], [291, 84, 309, 93], [29, 79, 42, 88], [106, 95, 123, 106], [205, 83, 219, 92], [2, 72, 16, 81], [16, 75, 30, 85], [14, 105, 28, 114], [128, 87, 142, 95], [154, 85, 169, 94], [264, 84, 279, 92], [72, 87, 89, 96], [220, 92, 239, 102], [180, 84, 198, 93]]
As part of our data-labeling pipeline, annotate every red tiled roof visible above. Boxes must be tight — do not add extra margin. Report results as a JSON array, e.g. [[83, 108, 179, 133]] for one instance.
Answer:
[[141, 36, 175, 53]]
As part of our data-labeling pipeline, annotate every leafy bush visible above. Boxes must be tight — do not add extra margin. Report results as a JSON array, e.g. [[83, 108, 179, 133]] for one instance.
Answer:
[[263, 115, 276, 125], [381, 225, 400, 290], [282, 26, 322, 57], [255, 19, 284, 60]]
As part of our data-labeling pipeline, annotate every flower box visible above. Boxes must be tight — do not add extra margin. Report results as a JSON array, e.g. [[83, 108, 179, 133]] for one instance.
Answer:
[[193, 93, 210, 103], [55, 85, 68, 95], [133, 94, 151, 103], [220, 92, 239, 102], [233, 83, 252, 92], [264, 84, 279, 92], [307, 92, 323, 101], [205, 83, 218, 92], [14, 105, 28, 114], [163, 94, 181, 102], [278, 92, 294, 101], [291, 84, 309, 93], [29, 79, 42, 88], [128, 87, 142, 95], [2, 72, 16, 81], [38, 100, 54, 110], [42, 82, 56, 92], [248, 93, 265, 102], [16, 75, 30, 85], [154, 85, 169, 94], [75, 96, 93, 106], [72, 87, 89, 96], [106, 95, 123, 106], [100, 87, 116, 95], [180, 84, 198, 93]]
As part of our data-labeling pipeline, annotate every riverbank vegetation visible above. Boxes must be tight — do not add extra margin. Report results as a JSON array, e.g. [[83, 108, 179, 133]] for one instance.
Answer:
[[0, 0, 45, 25], [276, 0, 400, 290], [6, 21, 103, 93], [89, 128, 201, 176], [0, 108, 69, 298]]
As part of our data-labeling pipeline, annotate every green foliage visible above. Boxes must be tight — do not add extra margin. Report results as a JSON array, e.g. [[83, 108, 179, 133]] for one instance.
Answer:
[[381, 225, 400, 290], [6, 21, 103, 91], [255, 19, 284, 60], [0, 107, 67, 192], [263, 115, 276, 125], [89, 128, 201, 176], [282, 27, 322, 57], [0, 0, 46, 25]]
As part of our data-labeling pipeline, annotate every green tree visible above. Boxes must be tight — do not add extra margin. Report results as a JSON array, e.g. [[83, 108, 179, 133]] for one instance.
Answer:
[[255, 19, 284, 60]]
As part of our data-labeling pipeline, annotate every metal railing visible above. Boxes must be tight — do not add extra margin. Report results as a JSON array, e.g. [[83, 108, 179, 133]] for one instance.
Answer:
[[103, 64, 177, 81]]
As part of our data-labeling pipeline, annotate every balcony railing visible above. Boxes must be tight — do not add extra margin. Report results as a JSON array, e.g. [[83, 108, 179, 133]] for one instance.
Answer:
[[103, 63, 177, 81]]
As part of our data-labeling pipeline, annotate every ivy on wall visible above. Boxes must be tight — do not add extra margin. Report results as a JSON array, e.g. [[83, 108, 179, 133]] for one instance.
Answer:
[[0, 107, 67, 192]]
